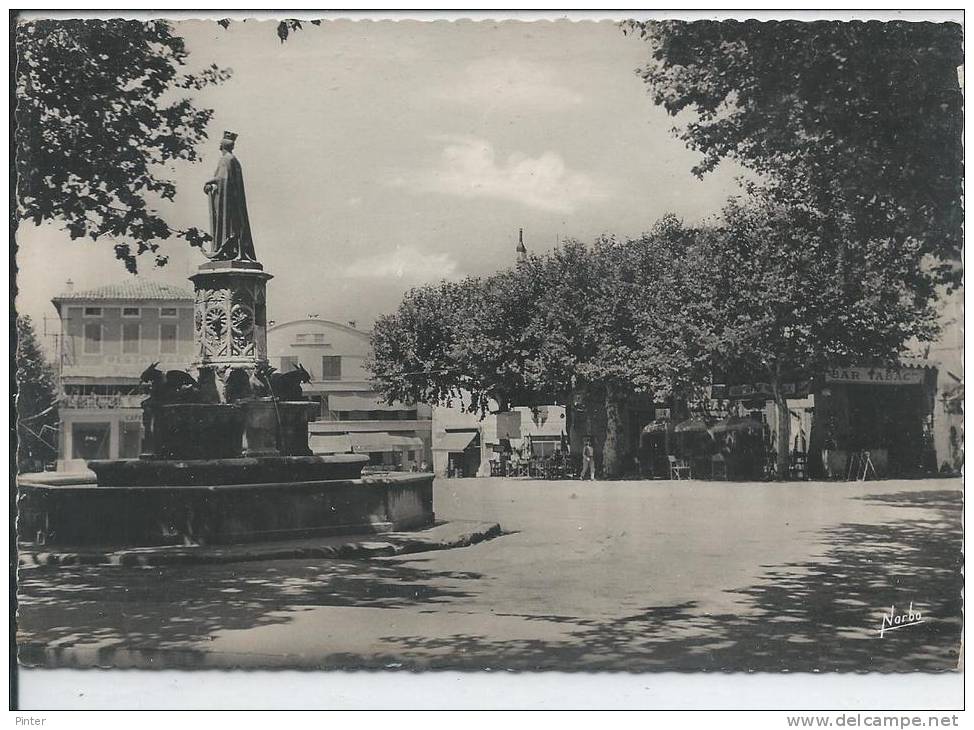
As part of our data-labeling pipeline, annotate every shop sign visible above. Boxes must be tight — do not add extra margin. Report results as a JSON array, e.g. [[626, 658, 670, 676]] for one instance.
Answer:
[[825, 367, 924, 386], [725, 381, 810, 400]]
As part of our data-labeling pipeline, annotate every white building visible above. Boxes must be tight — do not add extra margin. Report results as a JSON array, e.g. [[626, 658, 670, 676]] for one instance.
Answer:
[[51, 280, 196, 471], [266, 318, 432, 470]]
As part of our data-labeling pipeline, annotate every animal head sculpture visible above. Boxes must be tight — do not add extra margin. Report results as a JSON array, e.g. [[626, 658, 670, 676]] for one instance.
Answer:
[[139, 362, 162, 383], [224, 368, 253, 402], [294, 363, 312, 384]]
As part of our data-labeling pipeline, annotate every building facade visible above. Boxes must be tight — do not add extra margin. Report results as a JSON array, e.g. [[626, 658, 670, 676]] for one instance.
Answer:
[[52, 281, 196, 471], [639, 362, 942, 480], [431, 401, 567, 477], [266, 318, 432, 470]]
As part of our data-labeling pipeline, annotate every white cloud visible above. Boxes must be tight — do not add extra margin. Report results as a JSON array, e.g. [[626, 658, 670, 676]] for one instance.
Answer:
[[439, 58, 584, 109], [391, 137, 607, 214], [341, 244, 460, 282]]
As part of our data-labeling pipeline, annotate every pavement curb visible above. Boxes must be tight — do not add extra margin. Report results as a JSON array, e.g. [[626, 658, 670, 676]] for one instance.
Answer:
[[17, 520, 503, 569]]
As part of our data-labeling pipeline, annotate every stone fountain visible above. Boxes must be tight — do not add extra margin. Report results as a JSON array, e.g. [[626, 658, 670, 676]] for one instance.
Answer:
[[18, 132, 434, 548]]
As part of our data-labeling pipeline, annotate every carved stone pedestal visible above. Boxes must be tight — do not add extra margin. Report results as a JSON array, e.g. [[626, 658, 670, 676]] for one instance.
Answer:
[[190, 261, 273, 372]]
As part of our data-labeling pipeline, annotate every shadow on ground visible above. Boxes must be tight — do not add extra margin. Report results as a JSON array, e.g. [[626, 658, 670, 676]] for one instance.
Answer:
[[18, 490, 962, 671], [380, 490, 963, 671], [17, 559, 482, 667]]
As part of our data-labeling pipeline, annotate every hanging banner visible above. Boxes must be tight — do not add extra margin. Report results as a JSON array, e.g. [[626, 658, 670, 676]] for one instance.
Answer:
[[825, 367, 924, 386]]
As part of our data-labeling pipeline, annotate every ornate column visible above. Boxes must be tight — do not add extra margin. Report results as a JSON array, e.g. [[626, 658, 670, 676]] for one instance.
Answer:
[[190, 260, 272, 370]]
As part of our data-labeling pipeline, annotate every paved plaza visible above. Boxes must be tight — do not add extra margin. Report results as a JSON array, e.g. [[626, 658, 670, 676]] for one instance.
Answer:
[[17, 477, 963, 671]]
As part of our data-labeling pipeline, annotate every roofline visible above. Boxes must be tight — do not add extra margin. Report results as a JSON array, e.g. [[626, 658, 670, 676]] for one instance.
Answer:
[[267, 318, 371, 339], [51, 295, 194, 303]]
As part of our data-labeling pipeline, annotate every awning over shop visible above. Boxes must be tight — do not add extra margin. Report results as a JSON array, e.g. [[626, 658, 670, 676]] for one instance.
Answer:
[[349, 432, 424, 453], [309, 434, 352, 454], [433, 431, 479, 452], [674, 418, 712, 434], [328, 395, 410, 412], [642, 420, 671, 435], [710, 416, 763, 435]]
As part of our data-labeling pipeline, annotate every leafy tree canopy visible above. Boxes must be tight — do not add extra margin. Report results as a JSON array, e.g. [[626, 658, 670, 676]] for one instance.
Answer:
[[694, 194, 938, 475], [15, 19, 231, 272], [700, 196, 938, 383], [624, 19, 964, 287]]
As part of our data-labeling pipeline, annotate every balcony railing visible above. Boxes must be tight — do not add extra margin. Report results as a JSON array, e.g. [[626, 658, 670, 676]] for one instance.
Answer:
[[61, 393, 144, 410]]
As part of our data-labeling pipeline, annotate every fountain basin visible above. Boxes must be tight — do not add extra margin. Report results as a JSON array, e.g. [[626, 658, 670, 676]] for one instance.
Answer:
[[17, 469, 434, 548], [149, 403, 245, 460], [87, 454, 367, 487]]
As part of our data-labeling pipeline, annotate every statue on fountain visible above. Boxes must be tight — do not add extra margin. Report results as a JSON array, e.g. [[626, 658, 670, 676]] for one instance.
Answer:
[[203, 131, 257, 263]]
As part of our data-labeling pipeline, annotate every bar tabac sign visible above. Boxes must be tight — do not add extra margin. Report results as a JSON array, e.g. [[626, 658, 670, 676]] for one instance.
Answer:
[[825, 366, 925, 386]]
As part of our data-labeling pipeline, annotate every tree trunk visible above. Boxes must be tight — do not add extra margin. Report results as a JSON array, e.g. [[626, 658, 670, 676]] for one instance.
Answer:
[[603, 381, 627, 478], [564, 388, 576, 450], [585, 383, 607, 470], [772, 373, 791, 481]]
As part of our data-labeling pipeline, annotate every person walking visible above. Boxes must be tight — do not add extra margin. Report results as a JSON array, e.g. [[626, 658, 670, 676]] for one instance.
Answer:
[[580, 437, 596, 480]]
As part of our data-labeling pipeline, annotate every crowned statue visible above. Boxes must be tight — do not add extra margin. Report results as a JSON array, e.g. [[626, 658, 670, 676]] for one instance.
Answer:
[[203, 131, 258, 263]]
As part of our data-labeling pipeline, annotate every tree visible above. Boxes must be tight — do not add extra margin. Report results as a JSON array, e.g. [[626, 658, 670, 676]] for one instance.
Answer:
[[369, 228, 713, 478], [368, 257, 554, 418], [15, 19, 231, 272], [368, 278, 484, 413], [598, 218, 719, 475], [15, 316, 59, 472], [456, 257, 556, 413], [696, 196, 938, 477], [624, 19, 964, 288]]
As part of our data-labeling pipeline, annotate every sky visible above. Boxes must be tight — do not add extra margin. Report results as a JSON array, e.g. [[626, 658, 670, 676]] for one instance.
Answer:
[[17, 18, 751, 351]]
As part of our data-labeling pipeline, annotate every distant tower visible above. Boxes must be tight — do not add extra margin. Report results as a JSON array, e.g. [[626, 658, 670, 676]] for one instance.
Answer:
[[516, 228, 527, 262]]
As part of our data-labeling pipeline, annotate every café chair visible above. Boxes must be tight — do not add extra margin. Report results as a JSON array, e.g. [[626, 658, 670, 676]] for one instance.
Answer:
[[668, 455, 692, 480]]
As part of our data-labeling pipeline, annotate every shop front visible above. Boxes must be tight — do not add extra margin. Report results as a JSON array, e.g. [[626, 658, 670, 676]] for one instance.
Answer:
[[58, 400, 144, 472], [809, 365, 938, 479], [432, 429, 482, 478], [639, 363, 938, 481]]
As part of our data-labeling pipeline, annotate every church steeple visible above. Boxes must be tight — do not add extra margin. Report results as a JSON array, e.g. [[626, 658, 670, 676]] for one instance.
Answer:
[[516, 228, 527, 262]]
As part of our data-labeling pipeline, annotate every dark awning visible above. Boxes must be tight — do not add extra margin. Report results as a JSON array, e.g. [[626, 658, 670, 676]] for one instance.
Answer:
[[674, 418, 712, 434], [433, 431, 479, 452], [328, 395, 412, 412], [642, 420, 670, 435], [349, 432, 424, 453], [710, 416, 763, 435], [310, 434, 352, 454]]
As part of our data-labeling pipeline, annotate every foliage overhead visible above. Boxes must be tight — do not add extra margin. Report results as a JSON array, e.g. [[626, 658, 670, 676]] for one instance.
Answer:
[[623, 19, 964, 287], [368, 278, 482, 413], [15, 20, 231, 272], [368, 199, 940, 475], [215, 18, 322, 43], [699, 196, 938, 384], [369, 220, 722, 417]]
